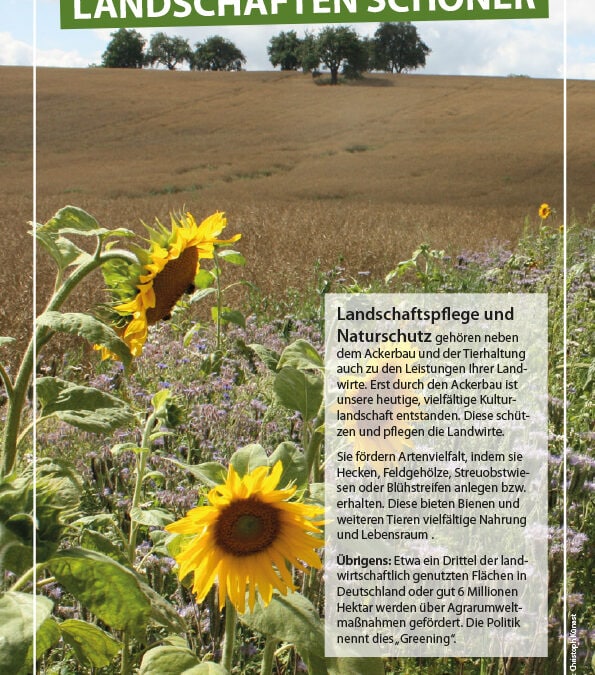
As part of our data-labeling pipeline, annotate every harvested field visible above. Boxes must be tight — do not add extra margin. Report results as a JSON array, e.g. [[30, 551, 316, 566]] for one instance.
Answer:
[[0, 66, 593, 363]]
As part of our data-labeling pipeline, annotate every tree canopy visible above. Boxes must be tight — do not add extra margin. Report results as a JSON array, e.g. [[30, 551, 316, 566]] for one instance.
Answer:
[[267, 30, 302, 71], [314, 26, 368, 85], [371, 22, 431, 74], [192, 36, 246, 71], [101, 29, 145, 69], [145, 33, 192, 70]]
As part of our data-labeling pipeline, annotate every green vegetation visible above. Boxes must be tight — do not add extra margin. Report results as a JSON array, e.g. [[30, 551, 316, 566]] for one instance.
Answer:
[[101, 28, 145, 69], [0, 202, 591, 674]]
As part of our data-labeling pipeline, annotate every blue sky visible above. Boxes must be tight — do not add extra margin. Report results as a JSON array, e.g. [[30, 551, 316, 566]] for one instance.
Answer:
[[1, 0, 594, 78]]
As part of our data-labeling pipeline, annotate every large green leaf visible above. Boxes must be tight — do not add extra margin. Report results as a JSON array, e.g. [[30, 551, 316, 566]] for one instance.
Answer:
[[274, 367, 323, 421], [130, 506, 174, 528], [220, 309, 246, 329], [268, 442, 307, 490], [139, 581, 187, 634], [240, 592, 327, 674], [35, 230, 90, 271], [37, 311, 131, 367], [139, 646, 229, 675], [327, 657, 385, 675], [59, 619, 122, 668], [0, 592, 53, 673], [37, 205, 135, 240], [80, 530, 130, 567], [248, 343, 280, 371], [165, 459, 227, 487], [23, 616, 62, 672], [277, 339, 324, 372], [36, 376, 134, 434], [241, 593, 384, 675], [49, 548, 151, 634], [229, 444, 269, 477], [217, 249, 246, 266], [0, 459, 80, 574]]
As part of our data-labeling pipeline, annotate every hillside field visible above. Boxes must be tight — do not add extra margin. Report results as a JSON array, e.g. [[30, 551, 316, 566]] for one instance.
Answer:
[[0, 66, 593, 354]]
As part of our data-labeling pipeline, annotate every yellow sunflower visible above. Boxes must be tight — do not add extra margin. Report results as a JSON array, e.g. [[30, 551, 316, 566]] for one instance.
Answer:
[[538, 203, 552, 220], [166, 461, 324, 614], [102, 211, 239, 357]]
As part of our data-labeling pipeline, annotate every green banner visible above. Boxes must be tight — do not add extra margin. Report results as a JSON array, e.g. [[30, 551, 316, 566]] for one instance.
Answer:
[[61, 0, 548, 28]]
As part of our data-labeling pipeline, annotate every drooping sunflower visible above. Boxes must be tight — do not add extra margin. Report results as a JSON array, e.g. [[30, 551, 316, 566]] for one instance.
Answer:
[[166, 461, 324, 614], [102, 211, 239, 357], [538, 203, 552, 220]]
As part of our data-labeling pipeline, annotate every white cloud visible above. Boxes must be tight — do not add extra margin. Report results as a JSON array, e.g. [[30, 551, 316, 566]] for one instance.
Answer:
[[0, 31, 33, 65], [420, 20, 563, 78], [0, 31, 94, 67], [35, 46, 91, 67]]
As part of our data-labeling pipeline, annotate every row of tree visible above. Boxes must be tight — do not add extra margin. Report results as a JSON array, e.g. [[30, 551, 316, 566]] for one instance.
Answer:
[[101, 23, 430, 83], [268, 24, 430, 83], [101, 30, 246, 71]]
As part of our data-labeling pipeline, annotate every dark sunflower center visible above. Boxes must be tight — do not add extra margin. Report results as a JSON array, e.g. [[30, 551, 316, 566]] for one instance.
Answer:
[[145, 246, 198, 325], [214, 498, 281, 557]]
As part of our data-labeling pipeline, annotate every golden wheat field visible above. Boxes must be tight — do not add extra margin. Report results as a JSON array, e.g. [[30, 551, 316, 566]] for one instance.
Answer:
[[0, 66, 593, 362]]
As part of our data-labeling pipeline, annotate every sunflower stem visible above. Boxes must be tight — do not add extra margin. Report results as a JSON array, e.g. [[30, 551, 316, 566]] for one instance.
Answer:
[[1, 248, 138, 478], [0, 363, 13, 401], [304, 418, 323, 483], [10, 562, 47, 592], [213, 249, 223, 353], [120, 631, 131, 675], [128, 410, 159, 562], [221, 598, 237, 672], [260, 636, 278, 675]]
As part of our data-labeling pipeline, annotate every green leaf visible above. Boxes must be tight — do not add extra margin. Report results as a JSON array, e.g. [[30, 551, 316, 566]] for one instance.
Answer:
[[49, 548, 151, 634], [0, 592, 53, 674], [139, 581, 187, 634], [59, 619, 122, 668], [188, 287, 217, 305], [72, 513, 120, 530], [152, 388, 172, 412], [306, 483, 326, 509], [38, 205, 101, 235], [24, 616, 61, 670], [194, 268, 215, 289], [37, 205, 134, 240], [248, 343, 280, 371], [36, 376, 134, 434], [165, 459, 227, 487], [268, 442, 307, 490], [139, 646, 228, 675], [274, 367, 323, 421], [80, 530, 130, 566], [217, 249, 246, 266], [130, 506, 174, 528], [0, 337, 16, 348], [35, 230, 90, 271], [37, 311, 131, 367], [230, 444, 268, 477], [0, 459, 81, 574], [241, 592, 327, 674], [327, 657, 385, 675], [143, 470, 166, 485], [278, 339, 324, 371], [220, 309, 246, 328]]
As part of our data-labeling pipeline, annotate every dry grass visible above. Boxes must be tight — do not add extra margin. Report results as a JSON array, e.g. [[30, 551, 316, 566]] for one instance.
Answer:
[[0, 66, 593, 365]]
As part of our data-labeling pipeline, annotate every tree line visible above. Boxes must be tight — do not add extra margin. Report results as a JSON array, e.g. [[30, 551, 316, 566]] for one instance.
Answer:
[[101, 30, 247, 71], [101, 23, 430, 83]]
